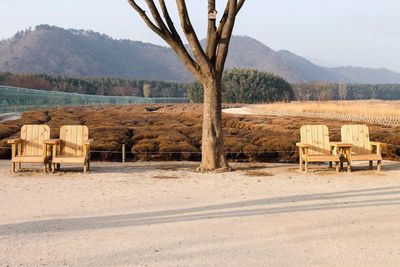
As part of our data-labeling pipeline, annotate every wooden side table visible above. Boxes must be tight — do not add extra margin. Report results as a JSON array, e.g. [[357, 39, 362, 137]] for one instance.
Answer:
[[44, 139, 61, 172], [330, 143, 353, 172]]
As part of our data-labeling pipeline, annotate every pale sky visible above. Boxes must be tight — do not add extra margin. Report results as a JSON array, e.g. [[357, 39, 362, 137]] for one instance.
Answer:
[[1, 0, 399, 72]]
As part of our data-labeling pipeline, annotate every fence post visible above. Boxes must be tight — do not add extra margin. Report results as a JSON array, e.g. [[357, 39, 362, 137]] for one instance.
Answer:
[[122, 144, 126, 163]]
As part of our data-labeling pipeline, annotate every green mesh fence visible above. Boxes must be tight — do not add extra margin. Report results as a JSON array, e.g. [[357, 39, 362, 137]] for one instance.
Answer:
[[0, 85, 189, 113]]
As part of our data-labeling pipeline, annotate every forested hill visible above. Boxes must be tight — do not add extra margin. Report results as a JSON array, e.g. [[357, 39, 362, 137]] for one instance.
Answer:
[[225, 36, 400, 84], [0, 25, 192, 82], [1, 25, 400, 84]]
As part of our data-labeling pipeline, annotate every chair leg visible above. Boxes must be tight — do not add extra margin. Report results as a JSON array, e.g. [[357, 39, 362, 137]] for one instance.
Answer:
[[12, 162, 16, 173], [84, 164, 87, 174], [299, 158, 303, 171], [305, 161, 309, 173], [369, 161, 373, 170], [329, 162, 333, 169], [377, 161, 382, 172], [335, 162, 340, 173], [18, 163, 22, 171], [51, 163, 56, 173], [347, 162, 351, 173]]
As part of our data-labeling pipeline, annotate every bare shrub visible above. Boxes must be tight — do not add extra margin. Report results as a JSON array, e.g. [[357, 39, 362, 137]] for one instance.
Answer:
[[1, 103, 399, 162], [131, 140, 159, 161], [158, 141, 199, 161]]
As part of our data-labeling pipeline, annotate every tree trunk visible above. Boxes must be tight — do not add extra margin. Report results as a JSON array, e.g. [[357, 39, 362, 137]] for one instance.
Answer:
[[200, 77, 230, 171]]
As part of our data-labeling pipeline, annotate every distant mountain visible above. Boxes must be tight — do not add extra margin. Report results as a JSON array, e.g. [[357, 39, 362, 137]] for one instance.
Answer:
[[0, 25, 191, 82], [1, 25, 400, 84], [305, 56, 339, 68], [225, 37, 334, 82], [329, 66, 400, 84], [225, 36, 400, 83]]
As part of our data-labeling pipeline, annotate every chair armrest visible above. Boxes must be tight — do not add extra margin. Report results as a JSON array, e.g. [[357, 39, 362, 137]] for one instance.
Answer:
[[44, 139, 61, 145], [330, 142, 338, 150], [330, 142, 352, 148], [7, 138, 22, 144], [370, 142, 382, 147], [296, 143, 309, 148], [370, 142, 382, 154], [330, 142, 352, 156], [83, 139, 93, 145]]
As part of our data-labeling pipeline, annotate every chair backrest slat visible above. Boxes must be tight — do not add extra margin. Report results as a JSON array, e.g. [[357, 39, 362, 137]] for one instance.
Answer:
[[300, 125, 331, 156], [20, 125, 50, 156], [60, 125, 89, 157], [341, 125, 371, 154]]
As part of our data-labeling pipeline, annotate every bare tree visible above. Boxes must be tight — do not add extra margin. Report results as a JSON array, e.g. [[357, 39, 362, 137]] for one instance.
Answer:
[[338, 82, 347, 100], [143, 83, 152, 97], [127, 0, 246, 171]]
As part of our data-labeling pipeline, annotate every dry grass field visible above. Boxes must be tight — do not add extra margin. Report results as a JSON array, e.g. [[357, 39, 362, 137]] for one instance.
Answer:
[[247, 100, 400, 126], [1, 103, 400, 162]]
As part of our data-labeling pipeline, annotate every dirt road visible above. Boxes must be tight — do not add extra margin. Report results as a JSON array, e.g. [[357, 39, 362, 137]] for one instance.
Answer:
[[1, 160, 400, 266]]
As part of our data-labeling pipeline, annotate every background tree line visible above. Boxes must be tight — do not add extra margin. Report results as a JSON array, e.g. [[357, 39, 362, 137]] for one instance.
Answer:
[[0, 70, 294, 103], [292, 82, 400, 101], [2, 71, 400, 102], [0, 72, 186, 97], [187, 69, 293, 103]]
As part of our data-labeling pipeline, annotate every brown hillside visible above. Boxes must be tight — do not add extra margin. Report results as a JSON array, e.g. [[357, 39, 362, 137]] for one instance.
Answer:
[[2, 25, 400, 83]]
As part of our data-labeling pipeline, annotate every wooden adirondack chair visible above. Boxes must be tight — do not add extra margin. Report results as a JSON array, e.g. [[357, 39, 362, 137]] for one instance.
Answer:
[[296, 125, 341, 172], [341, 125, 383, 171], [7, 125, 51, 172], [45, 125, 92, 174]]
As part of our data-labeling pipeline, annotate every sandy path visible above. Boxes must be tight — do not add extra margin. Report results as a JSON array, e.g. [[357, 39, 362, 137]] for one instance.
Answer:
[[0, 113, 21, 123], [1, 160, 400, 266], [222, 107, 254, 115]]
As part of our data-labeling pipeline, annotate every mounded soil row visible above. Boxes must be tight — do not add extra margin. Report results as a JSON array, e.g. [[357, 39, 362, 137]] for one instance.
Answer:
[[1, 104, 399, 162]]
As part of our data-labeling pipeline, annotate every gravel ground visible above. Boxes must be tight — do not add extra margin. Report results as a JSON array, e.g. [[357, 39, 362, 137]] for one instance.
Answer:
[[1, 160, 400, 266]]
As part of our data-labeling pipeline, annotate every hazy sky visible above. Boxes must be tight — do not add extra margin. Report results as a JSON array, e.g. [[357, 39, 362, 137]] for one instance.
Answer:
[[1, 0, 399, 72]]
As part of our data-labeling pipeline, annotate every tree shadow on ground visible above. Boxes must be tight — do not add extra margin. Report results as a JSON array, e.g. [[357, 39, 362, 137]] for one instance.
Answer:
[[380, 162, 400, 171], [1, 186, 399, 236]]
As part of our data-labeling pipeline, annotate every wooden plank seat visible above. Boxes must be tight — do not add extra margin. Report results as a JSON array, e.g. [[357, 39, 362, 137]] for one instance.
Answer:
[[52, 156, 87, 164], [341, 125, 383, 171], [12, 156, 48, 163], [307, 155, 341, 162], [351, 154, 382, 161], [45, 125, 92, 174], [7, 125, 51, 172], [296, 125, 341, 173]]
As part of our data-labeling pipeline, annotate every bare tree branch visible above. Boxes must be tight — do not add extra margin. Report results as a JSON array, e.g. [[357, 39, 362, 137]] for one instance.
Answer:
[[176, 0, 212, 74], [127, 0, 201, 79], [159, 0, 179, 38], [144, 0, 170, 34], [217, 0, 245, 39], [205, 0, 218, 62], [127, 0, 246, 80], [127, 0, 164, 36], [237, 0, 245, 13], [215, 0, 237, 74]]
